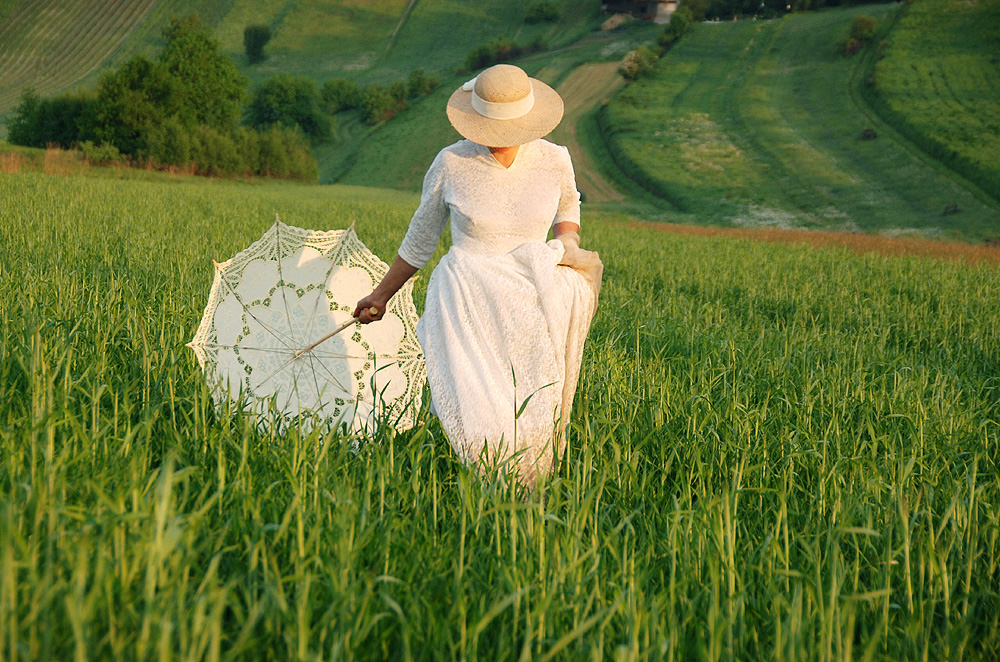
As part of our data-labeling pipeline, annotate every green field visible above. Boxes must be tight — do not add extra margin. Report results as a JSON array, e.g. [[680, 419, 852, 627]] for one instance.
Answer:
[[601, 5, 1000, 240], [2, 169, 998, 660], [0, 0, 159, 113], [868, 0, 1000, 203]]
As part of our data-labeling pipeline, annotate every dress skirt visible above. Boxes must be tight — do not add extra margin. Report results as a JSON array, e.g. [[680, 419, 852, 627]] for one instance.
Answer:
[[416, 240, 597, 486]]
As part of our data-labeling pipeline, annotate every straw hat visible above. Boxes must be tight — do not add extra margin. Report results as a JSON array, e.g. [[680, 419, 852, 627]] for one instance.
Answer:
[[446, 64, 564, 148]]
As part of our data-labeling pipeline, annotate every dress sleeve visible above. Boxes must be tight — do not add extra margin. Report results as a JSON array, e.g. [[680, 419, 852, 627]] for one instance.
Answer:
[[553, 145, 581, 228], [398, 150, 449, 269]]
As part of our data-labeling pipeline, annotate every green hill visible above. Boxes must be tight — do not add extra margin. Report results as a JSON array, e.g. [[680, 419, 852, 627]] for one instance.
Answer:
[[0, 0, 601, 121], [600, 4, 1000, 240], [1, 0, 997, 241], [867, 0, 1000, 203]]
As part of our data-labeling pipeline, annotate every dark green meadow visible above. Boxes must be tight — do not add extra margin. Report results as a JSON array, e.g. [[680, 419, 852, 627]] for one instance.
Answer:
[[1, 171, 998, 660]]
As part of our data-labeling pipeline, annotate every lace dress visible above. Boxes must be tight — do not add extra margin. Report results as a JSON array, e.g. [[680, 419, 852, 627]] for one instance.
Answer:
[[398, 139, 597, 485]]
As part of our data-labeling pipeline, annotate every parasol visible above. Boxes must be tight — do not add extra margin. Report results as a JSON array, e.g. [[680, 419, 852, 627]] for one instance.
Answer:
[[187, 217, 424, 433]]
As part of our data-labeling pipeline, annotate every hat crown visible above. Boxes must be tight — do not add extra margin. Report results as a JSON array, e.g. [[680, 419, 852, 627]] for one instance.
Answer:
[[474, 65, 532, 103]]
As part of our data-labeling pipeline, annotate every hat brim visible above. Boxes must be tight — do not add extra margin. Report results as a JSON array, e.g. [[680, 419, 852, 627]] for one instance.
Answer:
[[446, 78, 564, 148]]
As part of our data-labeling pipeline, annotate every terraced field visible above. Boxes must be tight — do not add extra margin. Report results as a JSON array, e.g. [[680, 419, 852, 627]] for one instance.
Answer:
[[0, 0, 158, 114]]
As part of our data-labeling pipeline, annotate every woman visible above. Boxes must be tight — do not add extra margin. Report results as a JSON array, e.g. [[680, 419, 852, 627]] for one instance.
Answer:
[[354, 63, 602, 488]]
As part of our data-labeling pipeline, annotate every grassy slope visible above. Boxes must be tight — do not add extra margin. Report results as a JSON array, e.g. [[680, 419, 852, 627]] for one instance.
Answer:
[[2, 169, 998, 659], [0, 0, 159, 113], [869, 0, 1000, 204], [334, 25, 659, 191], [602, 6, 1000, 240], [0, 0, 598, 120]]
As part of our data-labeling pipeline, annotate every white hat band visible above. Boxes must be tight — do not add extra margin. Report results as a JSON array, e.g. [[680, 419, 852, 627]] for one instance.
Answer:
[[463, 77, 536, 120]]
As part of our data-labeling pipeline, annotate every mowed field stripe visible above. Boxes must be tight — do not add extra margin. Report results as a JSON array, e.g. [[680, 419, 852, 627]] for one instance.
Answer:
[[0, 0, 158, 114]]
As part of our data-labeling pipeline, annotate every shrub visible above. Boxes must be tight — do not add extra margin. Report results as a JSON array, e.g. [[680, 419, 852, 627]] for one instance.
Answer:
[[407, 69, 439, 98], [525, 1, 560, 24], [78, 140, 124, 166], [360, 84, 407, 125], [844, 37, 862, 56], [257, 125, 317, 179], [464, 37, 525, 72], [143, 116, 191, 166], [619, 46, 658, 81], [321, 78, 362, 113], [244, 24, 271, 64], [188, 125, 242, 176], [850, 14, 877, 41], [658, 6, 694, 51]]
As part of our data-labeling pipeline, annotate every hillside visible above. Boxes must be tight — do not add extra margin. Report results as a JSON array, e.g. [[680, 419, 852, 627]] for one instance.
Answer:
[[0, 0, 601, 123], [1, 0, 997, 241], [600, 4, 1000, 240], [868, 0, 1000, 201]]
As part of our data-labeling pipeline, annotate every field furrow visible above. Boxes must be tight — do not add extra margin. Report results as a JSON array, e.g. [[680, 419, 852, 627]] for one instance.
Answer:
[[0, 0, 157, 114]]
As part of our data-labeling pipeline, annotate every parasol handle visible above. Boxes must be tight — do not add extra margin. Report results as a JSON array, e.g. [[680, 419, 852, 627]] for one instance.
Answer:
[[294, 307, 378, 358]]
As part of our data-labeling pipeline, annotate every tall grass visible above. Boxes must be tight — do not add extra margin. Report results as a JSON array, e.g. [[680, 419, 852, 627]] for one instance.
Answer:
[[1, 171, 998, 659]]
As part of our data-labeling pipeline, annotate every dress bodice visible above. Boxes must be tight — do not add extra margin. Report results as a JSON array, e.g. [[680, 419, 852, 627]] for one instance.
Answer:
[[397, 139, 581, 268]]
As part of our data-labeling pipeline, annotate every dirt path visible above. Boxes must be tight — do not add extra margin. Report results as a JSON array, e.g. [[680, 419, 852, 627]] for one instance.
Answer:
[[549, 62, 627, 204]]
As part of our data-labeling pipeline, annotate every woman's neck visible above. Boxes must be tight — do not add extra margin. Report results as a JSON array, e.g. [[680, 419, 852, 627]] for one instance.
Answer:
[[488, 145, 519, 168]]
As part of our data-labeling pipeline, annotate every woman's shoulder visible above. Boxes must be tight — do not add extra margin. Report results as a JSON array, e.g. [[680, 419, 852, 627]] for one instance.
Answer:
[[436, 139, 481, 160], [530, 139, 572, 164]]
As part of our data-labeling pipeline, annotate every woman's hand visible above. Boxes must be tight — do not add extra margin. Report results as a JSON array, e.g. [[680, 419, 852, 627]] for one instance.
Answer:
[[352, 255, 420, 324], [554, 227, 603, 302], [353, 293, 386, 324]]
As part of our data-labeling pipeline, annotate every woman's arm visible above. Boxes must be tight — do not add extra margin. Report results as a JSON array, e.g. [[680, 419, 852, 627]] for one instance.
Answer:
[[353, 256, 419, 324]]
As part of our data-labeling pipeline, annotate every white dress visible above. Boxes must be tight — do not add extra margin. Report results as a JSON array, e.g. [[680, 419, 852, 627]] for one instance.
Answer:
[[398, 139, 597, 485]]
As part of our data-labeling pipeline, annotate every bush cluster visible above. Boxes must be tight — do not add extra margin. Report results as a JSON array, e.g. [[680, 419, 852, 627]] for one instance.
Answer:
[[658, 6, 694, 51], [247, 74, 332, 144], [843, 14, 877, 56], [619, 47, 658, 81], [316, 70, 438, 126], [464, 37, 547, 73], [525, 1, 560, 24], [616, 6, 695, 83]]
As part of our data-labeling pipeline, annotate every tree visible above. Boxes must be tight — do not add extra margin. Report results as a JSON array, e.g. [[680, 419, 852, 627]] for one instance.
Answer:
[[6, 89, 42, 147], [6, 88, 97, 148], [247, 74, 332, 143], [158, 14, 247, 132], [244, 24, 271, 64], [93, 55, 173, 155]]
